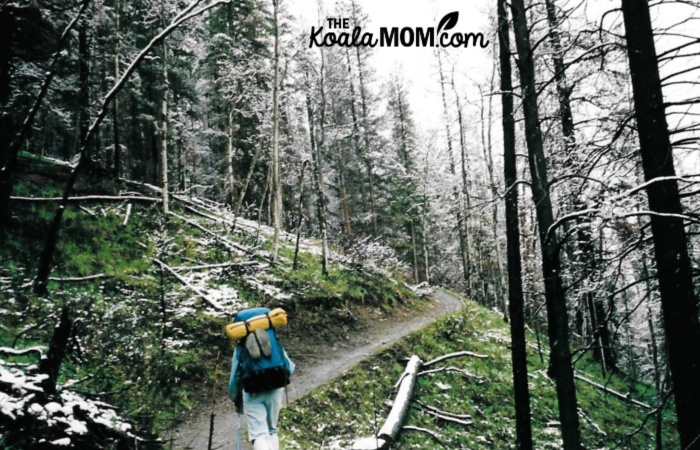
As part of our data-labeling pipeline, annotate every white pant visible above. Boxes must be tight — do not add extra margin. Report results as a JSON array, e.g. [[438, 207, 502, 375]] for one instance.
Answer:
[[243, 388, 283, 443]]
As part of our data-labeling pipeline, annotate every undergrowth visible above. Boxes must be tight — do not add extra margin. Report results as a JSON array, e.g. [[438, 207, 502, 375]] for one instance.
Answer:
[[0, 156, 418, 447], [281, 295, 677, 449]]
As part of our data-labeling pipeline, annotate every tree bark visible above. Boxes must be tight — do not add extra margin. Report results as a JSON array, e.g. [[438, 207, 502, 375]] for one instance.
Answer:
[[112, 0, 121, 179], [498, 0, 533, 446], [270, 0, 282, 263], [621, 0, 700, 444], [160, 37, 169, 214], [509, 0, 582, 445], [226, 108, 236, 208], [78, 19, 90, 159], [305, 81, 329, 275], [377, 355, 423, 444], [451, 77, 473, 293], [293, 161, 308, 270], [39, 307, 73, 396]]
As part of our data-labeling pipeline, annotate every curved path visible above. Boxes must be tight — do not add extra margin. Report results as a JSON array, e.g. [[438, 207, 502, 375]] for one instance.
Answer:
[[172, 288, 463, 450]]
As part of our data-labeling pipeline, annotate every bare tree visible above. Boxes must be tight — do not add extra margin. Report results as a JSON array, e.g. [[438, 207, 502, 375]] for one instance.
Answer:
[[509, 0, 582, 445], [498, 0, 533, 446], [621, 0, 700, 444]]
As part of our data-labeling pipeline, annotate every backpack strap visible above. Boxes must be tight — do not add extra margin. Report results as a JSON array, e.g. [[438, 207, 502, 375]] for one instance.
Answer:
[[244, 319, 251, 336], [266, 312, 274, 329]]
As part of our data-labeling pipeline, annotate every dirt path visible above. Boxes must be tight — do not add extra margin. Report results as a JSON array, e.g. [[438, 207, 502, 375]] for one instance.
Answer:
[[171, 288, 463, 450]]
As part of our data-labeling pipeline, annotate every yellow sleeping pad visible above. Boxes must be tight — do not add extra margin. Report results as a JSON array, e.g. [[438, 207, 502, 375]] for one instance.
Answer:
[[225, 308, 288, 341]]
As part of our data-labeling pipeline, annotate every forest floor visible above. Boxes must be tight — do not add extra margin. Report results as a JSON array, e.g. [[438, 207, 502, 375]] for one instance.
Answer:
[[171, 288, 464, 450]]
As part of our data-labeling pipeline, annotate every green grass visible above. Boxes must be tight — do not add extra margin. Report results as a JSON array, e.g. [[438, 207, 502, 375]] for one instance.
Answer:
[[0, 155, 420, 443], [281, 296, 677, 449]]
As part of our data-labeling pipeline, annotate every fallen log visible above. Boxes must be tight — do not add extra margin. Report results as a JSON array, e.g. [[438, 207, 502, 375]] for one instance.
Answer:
[[351, 437, 386, 450], [153, 258, 226, 312], [377, 355, 423, 444], [575, 373, 651, 409], [352, 355, 423, 449], [169, 211, 270, 262]]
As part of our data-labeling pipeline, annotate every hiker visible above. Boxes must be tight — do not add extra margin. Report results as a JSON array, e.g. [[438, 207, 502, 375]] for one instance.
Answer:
[[228, 307, 295, 450]]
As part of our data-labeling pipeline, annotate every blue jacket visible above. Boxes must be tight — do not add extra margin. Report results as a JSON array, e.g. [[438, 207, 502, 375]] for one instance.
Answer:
[[228, 346, 295, 402]]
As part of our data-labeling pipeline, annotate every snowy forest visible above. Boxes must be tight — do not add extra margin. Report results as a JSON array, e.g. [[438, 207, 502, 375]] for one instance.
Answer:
[[1, 0, 700, 448]]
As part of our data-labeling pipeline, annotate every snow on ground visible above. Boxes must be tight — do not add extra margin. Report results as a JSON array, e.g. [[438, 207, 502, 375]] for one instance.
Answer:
[[0, 362, 132, 438]]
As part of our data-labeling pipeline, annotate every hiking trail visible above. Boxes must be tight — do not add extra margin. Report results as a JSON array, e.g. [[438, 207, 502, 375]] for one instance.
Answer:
[[172, 288, 463, 449]]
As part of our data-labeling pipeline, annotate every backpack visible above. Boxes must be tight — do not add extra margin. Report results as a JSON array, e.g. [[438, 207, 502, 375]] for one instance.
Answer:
[[234, 307, 292, 393]]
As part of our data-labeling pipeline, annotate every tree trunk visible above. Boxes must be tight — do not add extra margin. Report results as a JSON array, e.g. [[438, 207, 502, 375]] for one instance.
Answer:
[[293, 161, 308, 270], [78, 20, 90, 159], [498, 0, 533, 446], [544, 0, 615, 373], [410, 219, 419, 282], [337, 143, 353, 236], [305, 92, 329, 276], [620, 0, 700, 444], [355, 45, 378, 235], [226, 108, 236, 208], [39, 307, 73, 396], [509, 0, 582, 445], [421, 208, 430, 283], [436, 51, 469, 285], [480, 70, 506, 316], [113, 0, 121, 179], [235, 144, 262, 216], [160, 38, 169, 214], [451, 77, 473, 294], [270, 0, 282, 263], [0, 1, 90, 233], [32, 0, 230, 293], [345, 48, 368, 215]]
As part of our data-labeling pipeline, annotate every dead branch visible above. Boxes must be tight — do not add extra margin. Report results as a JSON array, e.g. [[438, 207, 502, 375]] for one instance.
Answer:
[[417, 365, 482, 380], [0, 346, 45, 359], [169, 211, 270, 262], [123, 203, 132, 226], [414, 400, 472, 421], [578, 407, 607, 436], [171, 261, 261, 272], [183, 204, 225, 223], [48, 274, 109, 283], [11, 195, 160, 203], [422, 351, 488, 369], [414, 404, 473, 426], [153, 258, 226, 312], [575, 373, 651, 409]]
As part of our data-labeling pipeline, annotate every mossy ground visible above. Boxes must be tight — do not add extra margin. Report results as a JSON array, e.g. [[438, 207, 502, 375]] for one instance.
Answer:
[[281, 294, 677, 449]]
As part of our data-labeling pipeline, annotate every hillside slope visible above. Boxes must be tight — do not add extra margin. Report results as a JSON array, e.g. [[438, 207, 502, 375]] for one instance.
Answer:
[[281, 292, 678, 449], [0, 155, 424, 449]]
